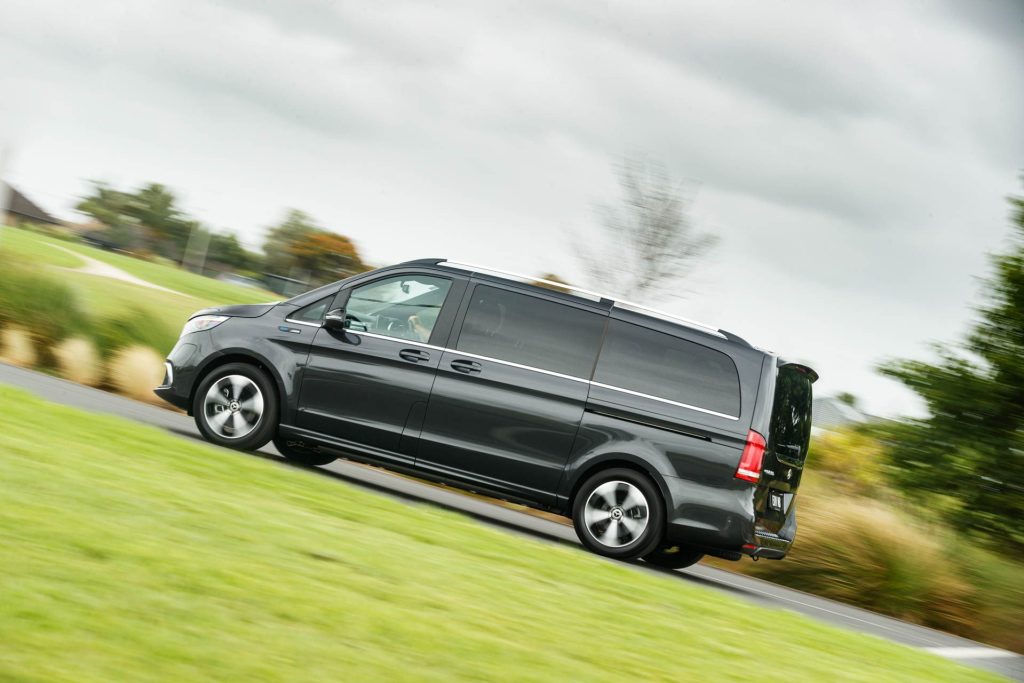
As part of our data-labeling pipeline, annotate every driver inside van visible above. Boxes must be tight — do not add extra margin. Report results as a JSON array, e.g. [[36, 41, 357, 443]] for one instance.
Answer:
[[408, 306, 440, 342]]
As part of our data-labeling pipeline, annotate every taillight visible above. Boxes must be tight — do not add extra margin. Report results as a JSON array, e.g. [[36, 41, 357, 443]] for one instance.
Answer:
[[735, 430, 766, 483]]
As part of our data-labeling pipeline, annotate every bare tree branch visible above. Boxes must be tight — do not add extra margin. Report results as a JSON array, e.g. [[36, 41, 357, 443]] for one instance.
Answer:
[[577, 154, 717, 302]]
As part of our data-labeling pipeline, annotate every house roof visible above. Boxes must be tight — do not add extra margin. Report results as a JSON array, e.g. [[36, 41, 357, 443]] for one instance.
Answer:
[[3, 183, 61, 225], [812, 396, 870, 432]]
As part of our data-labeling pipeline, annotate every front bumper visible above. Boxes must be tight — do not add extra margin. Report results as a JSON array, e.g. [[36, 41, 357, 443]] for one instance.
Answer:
[[152, 337, 205, 412]]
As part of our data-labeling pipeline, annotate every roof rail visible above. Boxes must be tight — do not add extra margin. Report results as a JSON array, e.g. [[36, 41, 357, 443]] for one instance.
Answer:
[[436, 259, 727, 339]]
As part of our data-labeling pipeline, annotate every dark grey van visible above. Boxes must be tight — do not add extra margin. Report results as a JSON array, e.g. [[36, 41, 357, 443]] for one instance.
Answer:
[[155, 259, 816, 567]]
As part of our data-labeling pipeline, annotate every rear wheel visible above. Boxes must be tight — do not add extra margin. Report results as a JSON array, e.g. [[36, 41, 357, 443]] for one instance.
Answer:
[[572, 468, 664, 560], [643, 544, 705, 570], [193, 363, 278, 451], [273, 435, 337, 467]]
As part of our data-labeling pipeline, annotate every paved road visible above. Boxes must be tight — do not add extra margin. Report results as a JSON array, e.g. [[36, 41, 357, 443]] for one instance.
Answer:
[[3, 363, 1021, 681]]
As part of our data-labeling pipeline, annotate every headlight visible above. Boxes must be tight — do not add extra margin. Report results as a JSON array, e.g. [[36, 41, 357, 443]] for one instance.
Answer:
[[180, 315, 229, 337]]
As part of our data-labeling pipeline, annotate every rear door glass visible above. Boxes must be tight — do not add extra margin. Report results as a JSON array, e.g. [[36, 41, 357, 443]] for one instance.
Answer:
[[456, 285, 606, 378], [594, 319, 741, 417], [770, 366, 813, 466]]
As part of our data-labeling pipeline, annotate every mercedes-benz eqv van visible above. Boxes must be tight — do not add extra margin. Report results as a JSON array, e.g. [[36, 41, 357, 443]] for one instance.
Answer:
[[156, 259, 816, 568]]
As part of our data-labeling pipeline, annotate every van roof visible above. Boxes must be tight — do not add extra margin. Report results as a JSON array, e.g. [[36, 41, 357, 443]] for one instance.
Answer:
[[399, 258, 753, 348]]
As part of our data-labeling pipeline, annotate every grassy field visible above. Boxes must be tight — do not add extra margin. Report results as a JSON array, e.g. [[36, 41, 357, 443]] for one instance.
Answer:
[[0, 226, 277, 325], [0, 385, 999, 682]]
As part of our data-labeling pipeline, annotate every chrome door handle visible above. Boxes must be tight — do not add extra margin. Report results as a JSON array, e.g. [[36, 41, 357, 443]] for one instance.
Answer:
[[399, 349, 430, 363], [450, 359, 482, 374]]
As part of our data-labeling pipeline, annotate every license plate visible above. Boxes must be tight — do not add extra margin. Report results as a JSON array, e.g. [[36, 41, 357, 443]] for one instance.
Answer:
[[769, 492, 784, 512]]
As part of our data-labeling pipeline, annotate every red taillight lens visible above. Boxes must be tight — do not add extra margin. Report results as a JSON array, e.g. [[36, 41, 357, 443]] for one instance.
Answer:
[[735, 430, 766, 483]]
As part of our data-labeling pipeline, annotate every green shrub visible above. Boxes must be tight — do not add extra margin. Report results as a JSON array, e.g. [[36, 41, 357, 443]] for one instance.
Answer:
[[0, 259, 91, 357], [806, 428, 888, 495], [92, 308, 176, 358]]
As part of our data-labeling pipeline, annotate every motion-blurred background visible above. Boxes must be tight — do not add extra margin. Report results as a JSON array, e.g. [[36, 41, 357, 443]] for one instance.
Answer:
[[1, 0, 1022, 667]]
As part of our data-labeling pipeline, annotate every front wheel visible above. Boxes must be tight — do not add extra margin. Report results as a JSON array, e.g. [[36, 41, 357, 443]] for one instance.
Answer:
[[193, 363, 278, 451], [572, 468, 665, 560]]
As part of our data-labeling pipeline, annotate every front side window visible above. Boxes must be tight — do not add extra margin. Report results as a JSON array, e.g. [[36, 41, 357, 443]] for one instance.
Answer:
[[594, 320, 741, 417], [290, 295, 333, 323], [345, 275, 452, 343], [456, 285, 606, 378]]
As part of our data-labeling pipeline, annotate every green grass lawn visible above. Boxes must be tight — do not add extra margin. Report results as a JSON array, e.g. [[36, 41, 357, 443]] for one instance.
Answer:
[[0, 385, 1000, 682], [0, 226, 277, 324]]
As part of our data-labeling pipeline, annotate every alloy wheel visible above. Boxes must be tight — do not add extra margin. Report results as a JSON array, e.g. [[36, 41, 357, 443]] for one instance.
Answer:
[[203, 374, 264, 440], [583, 480, 650, 548]]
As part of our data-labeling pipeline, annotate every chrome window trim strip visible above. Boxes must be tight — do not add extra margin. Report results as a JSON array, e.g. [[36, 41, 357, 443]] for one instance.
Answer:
[[589, 382, 740, 421], [284, 318, 323, 328], [349, 329, 446, 352], [446, 349, 591, 384], [332, 329, 739, 420]]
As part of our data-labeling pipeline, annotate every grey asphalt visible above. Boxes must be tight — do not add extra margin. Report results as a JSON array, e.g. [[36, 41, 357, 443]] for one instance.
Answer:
[[3, 362, 1021, 681]]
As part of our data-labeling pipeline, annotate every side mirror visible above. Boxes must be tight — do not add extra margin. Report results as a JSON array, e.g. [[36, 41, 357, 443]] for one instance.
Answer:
[[324, 307, 347, 331]]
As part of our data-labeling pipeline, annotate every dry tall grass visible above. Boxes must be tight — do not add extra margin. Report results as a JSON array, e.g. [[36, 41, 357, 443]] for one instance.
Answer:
[[0, 326, 38, 367], [108, 345, 165, 403], [53, 337, 103, 386], [731, 480, 980, 638]]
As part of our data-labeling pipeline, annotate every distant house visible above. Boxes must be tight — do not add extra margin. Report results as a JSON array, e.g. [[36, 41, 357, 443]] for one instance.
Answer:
[[2, 183, 61, 226], [812, 396, 871, 435]]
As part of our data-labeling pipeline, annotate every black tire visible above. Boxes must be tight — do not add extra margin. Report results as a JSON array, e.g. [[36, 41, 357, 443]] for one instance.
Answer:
[[273, 435, 337, 467], [572, 467, 665, 560], [193, 362, 279, 451], [643, 544, 705, 570]]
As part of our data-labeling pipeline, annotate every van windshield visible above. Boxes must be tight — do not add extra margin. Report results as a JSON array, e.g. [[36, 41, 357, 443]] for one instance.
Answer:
[[770, 365, 814, 467]]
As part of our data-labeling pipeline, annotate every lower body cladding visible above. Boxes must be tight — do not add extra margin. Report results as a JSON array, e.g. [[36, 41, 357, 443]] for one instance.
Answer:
[[661, 475, 793, 560]]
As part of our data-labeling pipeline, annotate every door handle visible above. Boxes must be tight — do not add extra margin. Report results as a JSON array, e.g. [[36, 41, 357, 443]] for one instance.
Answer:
[[450, 359, 482, 374], [399, 349, 430, 363]]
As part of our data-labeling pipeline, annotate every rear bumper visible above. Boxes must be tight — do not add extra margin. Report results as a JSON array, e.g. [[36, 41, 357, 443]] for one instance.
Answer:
[[662, 474, 793, 560]]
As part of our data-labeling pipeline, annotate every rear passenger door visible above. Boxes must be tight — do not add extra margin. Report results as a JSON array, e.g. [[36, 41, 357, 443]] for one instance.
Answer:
[[414, 283, 607, 505]]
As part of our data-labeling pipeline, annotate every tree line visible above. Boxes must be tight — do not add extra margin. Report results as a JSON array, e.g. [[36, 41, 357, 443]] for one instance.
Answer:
[[76, 181, 368, 287]]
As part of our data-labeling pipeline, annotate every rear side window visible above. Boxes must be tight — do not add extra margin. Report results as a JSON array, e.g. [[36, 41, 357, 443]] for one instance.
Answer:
[[456, 285, 606, 378], [594, 320, 741, 418], [770, 366, 813, 466]]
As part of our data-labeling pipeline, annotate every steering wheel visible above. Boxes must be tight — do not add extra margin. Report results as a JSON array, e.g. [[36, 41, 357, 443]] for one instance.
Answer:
[[345, 312, 368, 331]]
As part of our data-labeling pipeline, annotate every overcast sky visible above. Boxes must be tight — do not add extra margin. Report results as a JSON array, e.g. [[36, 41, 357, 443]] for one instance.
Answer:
[[2, 0, 1022, 416]]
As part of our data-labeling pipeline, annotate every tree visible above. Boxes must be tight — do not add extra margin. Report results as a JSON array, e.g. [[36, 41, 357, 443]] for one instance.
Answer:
[[262, 209, 319, 277], [576, 154, 717, 302], [288, 231, 363, 284], [207, 232, 262, 273], [128, 183, 191, 260], [76, 182, 138, 250], [262, 209, 367, 286], [836, 392, 859, 408], [77, 181, 193, 262], [531, 273, 571, 294], [879, 181, 1024, 550]]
